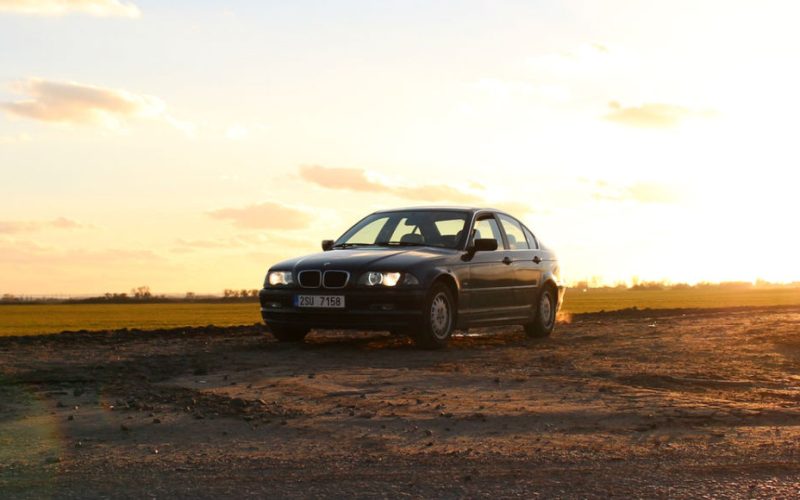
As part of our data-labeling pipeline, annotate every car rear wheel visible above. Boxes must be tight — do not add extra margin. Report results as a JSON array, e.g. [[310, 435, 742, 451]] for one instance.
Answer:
[[414, 283, 455, 349], [268, 325, 309, 342], [524, 286, 556, 338]]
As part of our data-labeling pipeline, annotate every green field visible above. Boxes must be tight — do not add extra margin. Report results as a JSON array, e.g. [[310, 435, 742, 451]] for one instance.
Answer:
[[1, 287, 799, 337], [561, 286, 800, 314], [0, 302, 261, 337]]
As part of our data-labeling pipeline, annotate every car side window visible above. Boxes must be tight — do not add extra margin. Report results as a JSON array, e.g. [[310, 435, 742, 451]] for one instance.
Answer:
[[498, 214, 530, 250], [472, 217, 504, 249], [522, 225, 539, 249], [434, 218, 467, 247]]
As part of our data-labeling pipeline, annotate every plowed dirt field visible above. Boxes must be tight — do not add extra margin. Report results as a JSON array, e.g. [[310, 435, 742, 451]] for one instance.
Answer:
[[2, 306, 800, 498]]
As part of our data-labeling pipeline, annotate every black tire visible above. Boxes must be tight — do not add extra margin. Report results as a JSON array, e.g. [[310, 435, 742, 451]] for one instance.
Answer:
[[414, 283, 455, 349], [268, 325, 309, 342], [524, 286, 556, 338]]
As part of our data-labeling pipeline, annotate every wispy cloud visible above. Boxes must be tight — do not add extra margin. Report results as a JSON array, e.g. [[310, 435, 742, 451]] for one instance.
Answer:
[[0, 78, 193, 134], [0, 240, 160, 266], [299, 165, 377, 192], [527, 42, 613, 75], [604, 101, 714, 128], [175, 238, 238, 250], [223, 123, 268, 141], [225, 124, 249, 141], [589, 179, 683, 204], [207, 202, 311, 230], [0, 217, 89, 234], [173, 233, 312, 254], [502, 42, 622, 105], [0, 133, 32, 145], [490, 201, 536, 216], [298, 165, 481, 204], [393, 185, 479, 204], [0, 0, 140, 17]]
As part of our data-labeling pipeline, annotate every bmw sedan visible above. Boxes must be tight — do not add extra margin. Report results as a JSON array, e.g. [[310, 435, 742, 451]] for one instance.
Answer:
[[259, 207, 565, 348]]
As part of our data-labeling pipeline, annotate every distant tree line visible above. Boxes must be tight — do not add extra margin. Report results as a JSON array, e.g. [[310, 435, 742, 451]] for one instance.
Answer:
[[568, 279, 794, 291], [222, 289, 260, 299], [3, 280, 798, 305]]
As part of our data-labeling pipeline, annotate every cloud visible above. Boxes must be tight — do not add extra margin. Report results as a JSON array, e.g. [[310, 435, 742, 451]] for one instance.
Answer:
[[490, 201, 536, 217], [625, 183, 683, 204], [0, 78, 192, 134], [225, 124, 249, 141], [299, 165, 380, 192], [224, 123, 269, 141], [0, 133, 32, 145], [0, 217, 88, 234], [589, 180, 682, 204], [298, 165, 482, 204], [207, 202, 311, 230], [604, 101, 713, 128], [0, 240, 175, 295], [173, 233, 313, 254], [393, 185, 479, 204], [175, 238, 236, 250], [525, 42, 623, 83], [0, 240, 160, 266], [0, 0, 140, 17]]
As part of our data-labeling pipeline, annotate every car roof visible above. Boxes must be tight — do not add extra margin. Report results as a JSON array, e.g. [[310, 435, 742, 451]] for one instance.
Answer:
[[372, 206, 504, 215]]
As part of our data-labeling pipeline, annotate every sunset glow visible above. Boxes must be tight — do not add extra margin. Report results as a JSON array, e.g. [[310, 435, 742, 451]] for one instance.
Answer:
[[2, 0, 799, 295]]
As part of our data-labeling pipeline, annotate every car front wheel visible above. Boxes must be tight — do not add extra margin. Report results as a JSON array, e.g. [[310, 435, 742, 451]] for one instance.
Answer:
[[268, 325, 309, 342], [524, 286, 556, 338], [414, 283, 455, 349]]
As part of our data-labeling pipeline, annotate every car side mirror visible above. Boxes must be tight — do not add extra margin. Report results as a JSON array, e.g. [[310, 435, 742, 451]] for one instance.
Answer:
[[473, 238, 498, 252], [321, 239, 334, 251]]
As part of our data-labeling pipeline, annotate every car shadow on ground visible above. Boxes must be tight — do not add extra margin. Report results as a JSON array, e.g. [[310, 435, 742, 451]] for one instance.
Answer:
[[287, 327, 549, 351]]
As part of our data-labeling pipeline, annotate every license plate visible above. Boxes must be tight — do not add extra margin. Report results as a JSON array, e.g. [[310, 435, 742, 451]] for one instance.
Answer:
[[295, 295, 345, 309]]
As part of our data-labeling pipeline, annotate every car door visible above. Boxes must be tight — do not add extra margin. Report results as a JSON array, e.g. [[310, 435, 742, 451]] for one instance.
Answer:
[[462, 213, 517, 321], [497, 213, 543, 309]]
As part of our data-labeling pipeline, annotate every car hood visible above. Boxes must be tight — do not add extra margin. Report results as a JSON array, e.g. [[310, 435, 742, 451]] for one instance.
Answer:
[[270, 247, 454, 273]]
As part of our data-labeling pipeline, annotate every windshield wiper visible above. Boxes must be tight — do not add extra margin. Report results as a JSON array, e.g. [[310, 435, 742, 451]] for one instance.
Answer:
[[375, 241, 429, 247], [332, 243, 370, 248]]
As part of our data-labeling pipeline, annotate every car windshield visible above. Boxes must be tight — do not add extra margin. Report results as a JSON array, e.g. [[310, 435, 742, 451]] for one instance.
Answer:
[[334, 210, 470, 249]]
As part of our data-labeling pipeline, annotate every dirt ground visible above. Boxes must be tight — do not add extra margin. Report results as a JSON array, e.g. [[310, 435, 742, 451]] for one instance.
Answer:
[[2, 306, 800, 499]]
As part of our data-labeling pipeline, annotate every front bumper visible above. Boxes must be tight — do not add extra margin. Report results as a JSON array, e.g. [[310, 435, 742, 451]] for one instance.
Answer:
[[259, 287, 426, 330]]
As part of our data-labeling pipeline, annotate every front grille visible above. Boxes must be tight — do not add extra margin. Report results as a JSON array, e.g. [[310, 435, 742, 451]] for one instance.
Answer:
[[323, 270, 349, 289], [298, 270, 321, 288]]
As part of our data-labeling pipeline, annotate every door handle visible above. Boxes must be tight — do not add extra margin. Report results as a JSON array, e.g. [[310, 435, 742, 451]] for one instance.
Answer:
[[502, 256, 512, 265], [532, 256, 542, 264]]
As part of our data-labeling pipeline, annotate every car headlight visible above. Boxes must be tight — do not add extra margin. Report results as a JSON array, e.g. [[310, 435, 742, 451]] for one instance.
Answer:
[[267, 271, 293, 286], [359, 272, 419, 287]]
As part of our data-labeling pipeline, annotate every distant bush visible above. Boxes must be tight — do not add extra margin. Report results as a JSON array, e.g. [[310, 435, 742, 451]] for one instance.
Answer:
[[222, 289, 259, 299], [131, 286, 152, 299], [629, 281, 664, 291], [1, 293, 19, 303], [696, 281, 753, 289]]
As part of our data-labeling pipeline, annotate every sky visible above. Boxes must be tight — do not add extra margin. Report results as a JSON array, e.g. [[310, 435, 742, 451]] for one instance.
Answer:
[[1, 0, 799, 295]]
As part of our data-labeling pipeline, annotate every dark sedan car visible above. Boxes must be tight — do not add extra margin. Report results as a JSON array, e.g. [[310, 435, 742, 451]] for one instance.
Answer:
[[259, 207, 565, 348]]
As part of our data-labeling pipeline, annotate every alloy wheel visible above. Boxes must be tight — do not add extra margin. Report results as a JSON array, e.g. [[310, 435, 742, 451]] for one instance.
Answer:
[[430, 292, 452, 340], [539, 290, 554, 330]]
